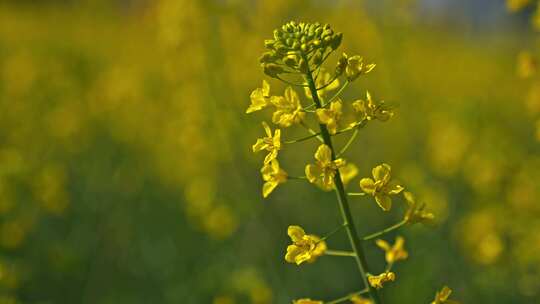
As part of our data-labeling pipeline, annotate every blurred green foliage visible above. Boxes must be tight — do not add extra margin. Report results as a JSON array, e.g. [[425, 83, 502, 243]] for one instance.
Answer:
[[0, 0, 539, 303]]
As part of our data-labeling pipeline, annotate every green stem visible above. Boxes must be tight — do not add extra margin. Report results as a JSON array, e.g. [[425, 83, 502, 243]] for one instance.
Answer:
[[324, 80, 349, 106], [362, 220, 407, 241], [326, 288, 370, 304], [348, 192, 366, 196], [284, 133, 320, 144], [320, 223, 347, 241], [337, 127, 359, 157], [325, 250, 356, 257], [304, 64, 382, 304]]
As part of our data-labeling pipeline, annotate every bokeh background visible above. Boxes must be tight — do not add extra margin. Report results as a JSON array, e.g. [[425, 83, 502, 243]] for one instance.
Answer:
[[1, 0, 540, 303]]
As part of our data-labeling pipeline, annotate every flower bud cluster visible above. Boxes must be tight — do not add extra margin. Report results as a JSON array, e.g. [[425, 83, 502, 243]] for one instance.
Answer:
[[260, 21, 342, 77]]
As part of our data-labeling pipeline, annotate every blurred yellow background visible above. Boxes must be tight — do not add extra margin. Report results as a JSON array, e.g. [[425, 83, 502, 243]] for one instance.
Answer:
[[0, 0, 539, 303]]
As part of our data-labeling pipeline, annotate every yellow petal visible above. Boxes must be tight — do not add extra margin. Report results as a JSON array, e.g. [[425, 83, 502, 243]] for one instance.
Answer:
[[252, 138, 267, 153], [372, 163, 391, 182], [262, 79, 270, 96], [262, 181, 278, 198], [305, 164, 322, 183], [375, 239, 391, 251], [314, 144, 332, 163], [287, 225, 305, 242], [262, 121, 272, 137], [285, 244, 302, 263], [375, 194, 392, 211], [359, 178, 376, 194]]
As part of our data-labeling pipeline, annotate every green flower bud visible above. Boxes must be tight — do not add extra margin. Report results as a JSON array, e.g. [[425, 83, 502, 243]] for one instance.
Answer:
[[263, 63, 284, 78]]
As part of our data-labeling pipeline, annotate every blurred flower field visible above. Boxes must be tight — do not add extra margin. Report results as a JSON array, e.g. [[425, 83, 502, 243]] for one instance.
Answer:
[[0, 0, 539, 303]]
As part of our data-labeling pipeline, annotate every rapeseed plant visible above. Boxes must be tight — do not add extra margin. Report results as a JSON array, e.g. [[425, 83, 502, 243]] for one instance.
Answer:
[[247, 21, 459, 303]]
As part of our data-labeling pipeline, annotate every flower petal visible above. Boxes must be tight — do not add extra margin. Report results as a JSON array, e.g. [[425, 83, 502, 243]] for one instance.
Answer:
[[375, 194, 392, 211]]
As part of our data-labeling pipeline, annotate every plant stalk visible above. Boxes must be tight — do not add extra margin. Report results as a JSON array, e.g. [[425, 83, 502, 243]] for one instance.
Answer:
[[304, 67, 382, 304]]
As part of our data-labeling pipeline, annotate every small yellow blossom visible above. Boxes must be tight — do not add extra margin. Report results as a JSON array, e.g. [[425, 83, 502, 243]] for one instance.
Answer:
[[403, 192, 435, 225], [506, 0, 532, 12], [517, 51, 536, 78], [352, 91, 393, 122], [260, 159, 287, 198], [375, 236, 408, 264], [270, 87, 305, 127], [339, 163, 358, 186], [304, 69, 340, 100], [293, 299, 323, 304], [316, 100, 342, 134], [359, 164, 404, 211], [337, 53, 376, 82], [431, 286, 460, 304], [285, 225, 327, 265], [350, 295, 373, 304], [246, 80, 271, 113], [305, 144, 346, 191], [252, 122, 281, 164], [367, 271, 396, 289]]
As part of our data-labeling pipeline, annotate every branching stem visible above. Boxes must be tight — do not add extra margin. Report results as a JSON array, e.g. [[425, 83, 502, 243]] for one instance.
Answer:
[[362, 220, 408, 241]]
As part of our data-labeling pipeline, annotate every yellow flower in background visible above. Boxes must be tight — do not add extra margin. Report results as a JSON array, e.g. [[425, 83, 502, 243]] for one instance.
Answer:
[[304, 69, 340, 100], [261, 159, 287, 198], [285, 225, 327, 265], [246, 80, 271, 113], [350, 295, 373, 304], [352, 91, 393, 122], [339, 163, 358, 186], [507, 0, 533, 12], [403, 192, 435, 225], [213, 295, 236, 304], [359, 163, 404, 211], [536, 119, 540, 141], [431, 286, 459, 304], [293, 299, 323, 304], [337, 53, 376, 82], [517, 51, 536, 79], [375, 236, 408, 264], [305, 144, 346, 191], [252, 122, 281, 164], [316, 100, 342, 134], [270, 87, 305, 127], [367, 271, 395, 289]]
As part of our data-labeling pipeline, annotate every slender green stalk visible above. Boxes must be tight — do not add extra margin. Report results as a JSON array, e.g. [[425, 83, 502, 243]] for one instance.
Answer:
[[325, 250, 356, 257], [337, 127, 359, 157], [304, 64, 382, 304], [326, 288, 369, 304], [362, 220, 407, 241], [320, 223, 347, 241], [348, 192, 366, 196]]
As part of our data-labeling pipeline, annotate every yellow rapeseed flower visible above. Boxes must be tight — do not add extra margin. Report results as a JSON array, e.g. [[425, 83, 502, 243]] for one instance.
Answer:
[[293, 299, 323, 304], [431, 286, 459, 304], [285, 225, 327, 265], [403, 192, 435, 225], [316, 100, 342, 134], [270, 87, 305, 127], [350, 295, 373, 304], [506, 0, 533, 12], [367, 271, 395, 289], [352, 91, 393, 122], [252, 122, 281, 164], [305, 144, 346, 191], [246, 80, 271, 113], [337, 53, 375, 82], [261, 159, 287, 198], [375, 236, 408, 264], [359, 163, 404, 211]]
